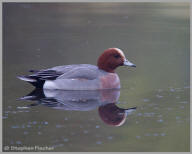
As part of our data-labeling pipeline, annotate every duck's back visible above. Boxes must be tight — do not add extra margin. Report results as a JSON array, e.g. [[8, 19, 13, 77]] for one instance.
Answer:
[[50, 64, 104, 80]]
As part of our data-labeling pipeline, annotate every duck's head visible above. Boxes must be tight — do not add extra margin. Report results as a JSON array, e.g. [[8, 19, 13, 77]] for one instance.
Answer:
[[97, 48, 136, 73]]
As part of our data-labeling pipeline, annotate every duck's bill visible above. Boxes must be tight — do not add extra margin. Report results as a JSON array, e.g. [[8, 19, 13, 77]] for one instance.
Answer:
[[123, 59, 136, 67]]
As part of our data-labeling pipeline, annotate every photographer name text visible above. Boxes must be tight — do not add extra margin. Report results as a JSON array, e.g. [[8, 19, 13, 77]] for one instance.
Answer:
[[4, 145, 54, 151]]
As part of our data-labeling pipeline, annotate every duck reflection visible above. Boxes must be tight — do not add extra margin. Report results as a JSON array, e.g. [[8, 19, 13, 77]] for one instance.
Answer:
[[20, 89, 136, 127]]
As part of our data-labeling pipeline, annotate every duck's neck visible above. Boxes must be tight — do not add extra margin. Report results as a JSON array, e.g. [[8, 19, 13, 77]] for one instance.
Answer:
[[98, 65, 115, 73], [97, 52, 117, 73]]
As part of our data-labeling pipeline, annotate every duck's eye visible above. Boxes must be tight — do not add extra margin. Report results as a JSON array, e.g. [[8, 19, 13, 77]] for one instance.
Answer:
[[114, 54, 121, 58]]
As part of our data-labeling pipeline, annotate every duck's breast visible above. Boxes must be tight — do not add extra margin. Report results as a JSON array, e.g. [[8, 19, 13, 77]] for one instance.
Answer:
[[99, 73, 120, 89]]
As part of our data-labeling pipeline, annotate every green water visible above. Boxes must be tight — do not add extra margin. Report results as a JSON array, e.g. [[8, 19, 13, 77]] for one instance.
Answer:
[[3, 3, 190, 152]]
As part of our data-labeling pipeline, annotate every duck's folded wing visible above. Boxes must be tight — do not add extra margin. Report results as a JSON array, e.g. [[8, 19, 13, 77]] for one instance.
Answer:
[[56, 67, 101, 80], [24, 64, 101, 81], [27, 70, 63, 80]]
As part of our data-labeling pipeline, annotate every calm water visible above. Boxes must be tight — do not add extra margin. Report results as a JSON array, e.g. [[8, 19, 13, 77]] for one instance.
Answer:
[[3, 3, 190, 152]]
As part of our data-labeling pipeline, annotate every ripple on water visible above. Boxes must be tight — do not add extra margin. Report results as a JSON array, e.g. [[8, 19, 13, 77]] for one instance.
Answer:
[[16, 141, 22, 145], [179, 101, 188, 104], [37, 131, 42, 135], [137, 113, 142, 116], [176, 116, 181, 120], [11, 125, 20, 128], [27, 124, 31, 128], [63, 138, 69, 142], [184, 86, 190, 89], [157, 119, 164, 123], [148, 103, 156, 107], [52, 139, 59, 143], [161, 133, 166, 136], [28, 121, 33, 124], [107, 136, 113, 140], [53, 143, 64, 148], [95, 134, 101, 138], [56, 124, 63, 128], [136, 136, 141, 139], [144, 133, 166, 137], [156, 94, 163, 98], [123, 15, 129, 19], [44, 121, 48, 125], [144, 133, 151, 136], [83, 130, 88, 134], [175, 88, 184, 92], [143, 112, 155, 117], [167, 107, 172, 111], [8, 106, 12, 109], [23, 131, 28, 135], [143, 98, 150, 102], [32, 121, 37, 125], [169, 88, 175, 92], [180, 106, 185, 109], [17, 106, 30, 109], [96, 141, 102, 145], [96, 125, 100, 128], [153, 133, 159, 136]]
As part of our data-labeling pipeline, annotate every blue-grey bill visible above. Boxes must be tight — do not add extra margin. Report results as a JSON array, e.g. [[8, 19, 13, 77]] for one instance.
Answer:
[[123, 59, 136, 67]]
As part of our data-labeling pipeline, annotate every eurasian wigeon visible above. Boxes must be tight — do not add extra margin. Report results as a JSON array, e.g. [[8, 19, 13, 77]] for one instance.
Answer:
[[18, 48, 136, 90]]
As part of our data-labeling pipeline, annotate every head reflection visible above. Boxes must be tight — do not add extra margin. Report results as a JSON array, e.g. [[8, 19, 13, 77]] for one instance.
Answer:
[[20, 89, 136, 127]]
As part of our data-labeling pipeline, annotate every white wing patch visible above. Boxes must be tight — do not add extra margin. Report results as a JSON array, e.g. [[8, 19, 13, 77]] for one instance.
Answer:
[[44, 81, 58, 89]]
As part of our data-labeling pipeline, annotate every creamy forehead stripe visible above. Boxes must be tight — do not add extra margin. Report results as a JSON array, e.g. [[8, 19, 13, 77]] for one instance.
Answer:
[[113, 48, 125, 58]]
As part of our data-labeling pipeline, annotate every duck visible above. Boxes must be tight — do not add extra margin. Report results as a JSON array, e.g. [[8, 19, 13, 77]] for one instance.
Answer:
[[17, 48, 136, 90]]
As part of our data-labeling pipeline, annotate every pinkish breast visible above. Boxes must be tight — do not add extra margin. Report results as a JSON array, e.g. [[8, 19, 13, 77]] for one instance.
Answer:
[[100, 73, 120, 89]]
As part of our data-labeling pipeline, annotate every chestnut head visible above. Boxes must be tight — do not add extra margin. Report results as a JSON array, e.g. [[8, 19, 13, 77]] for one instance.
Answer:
[[97, 48, 136, 73]]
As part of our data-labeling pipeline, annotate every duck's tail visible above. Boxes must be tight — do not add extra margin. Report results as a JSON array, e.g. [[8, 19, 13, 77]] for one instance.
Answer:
[[17, 75, 45, 88], [17, 75, 37, 82]]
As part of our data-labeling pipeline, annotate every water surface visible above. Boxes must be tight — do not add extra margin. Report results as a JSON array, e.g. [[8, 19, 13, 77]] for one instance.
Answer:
[[3, 3, 190, 152]]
